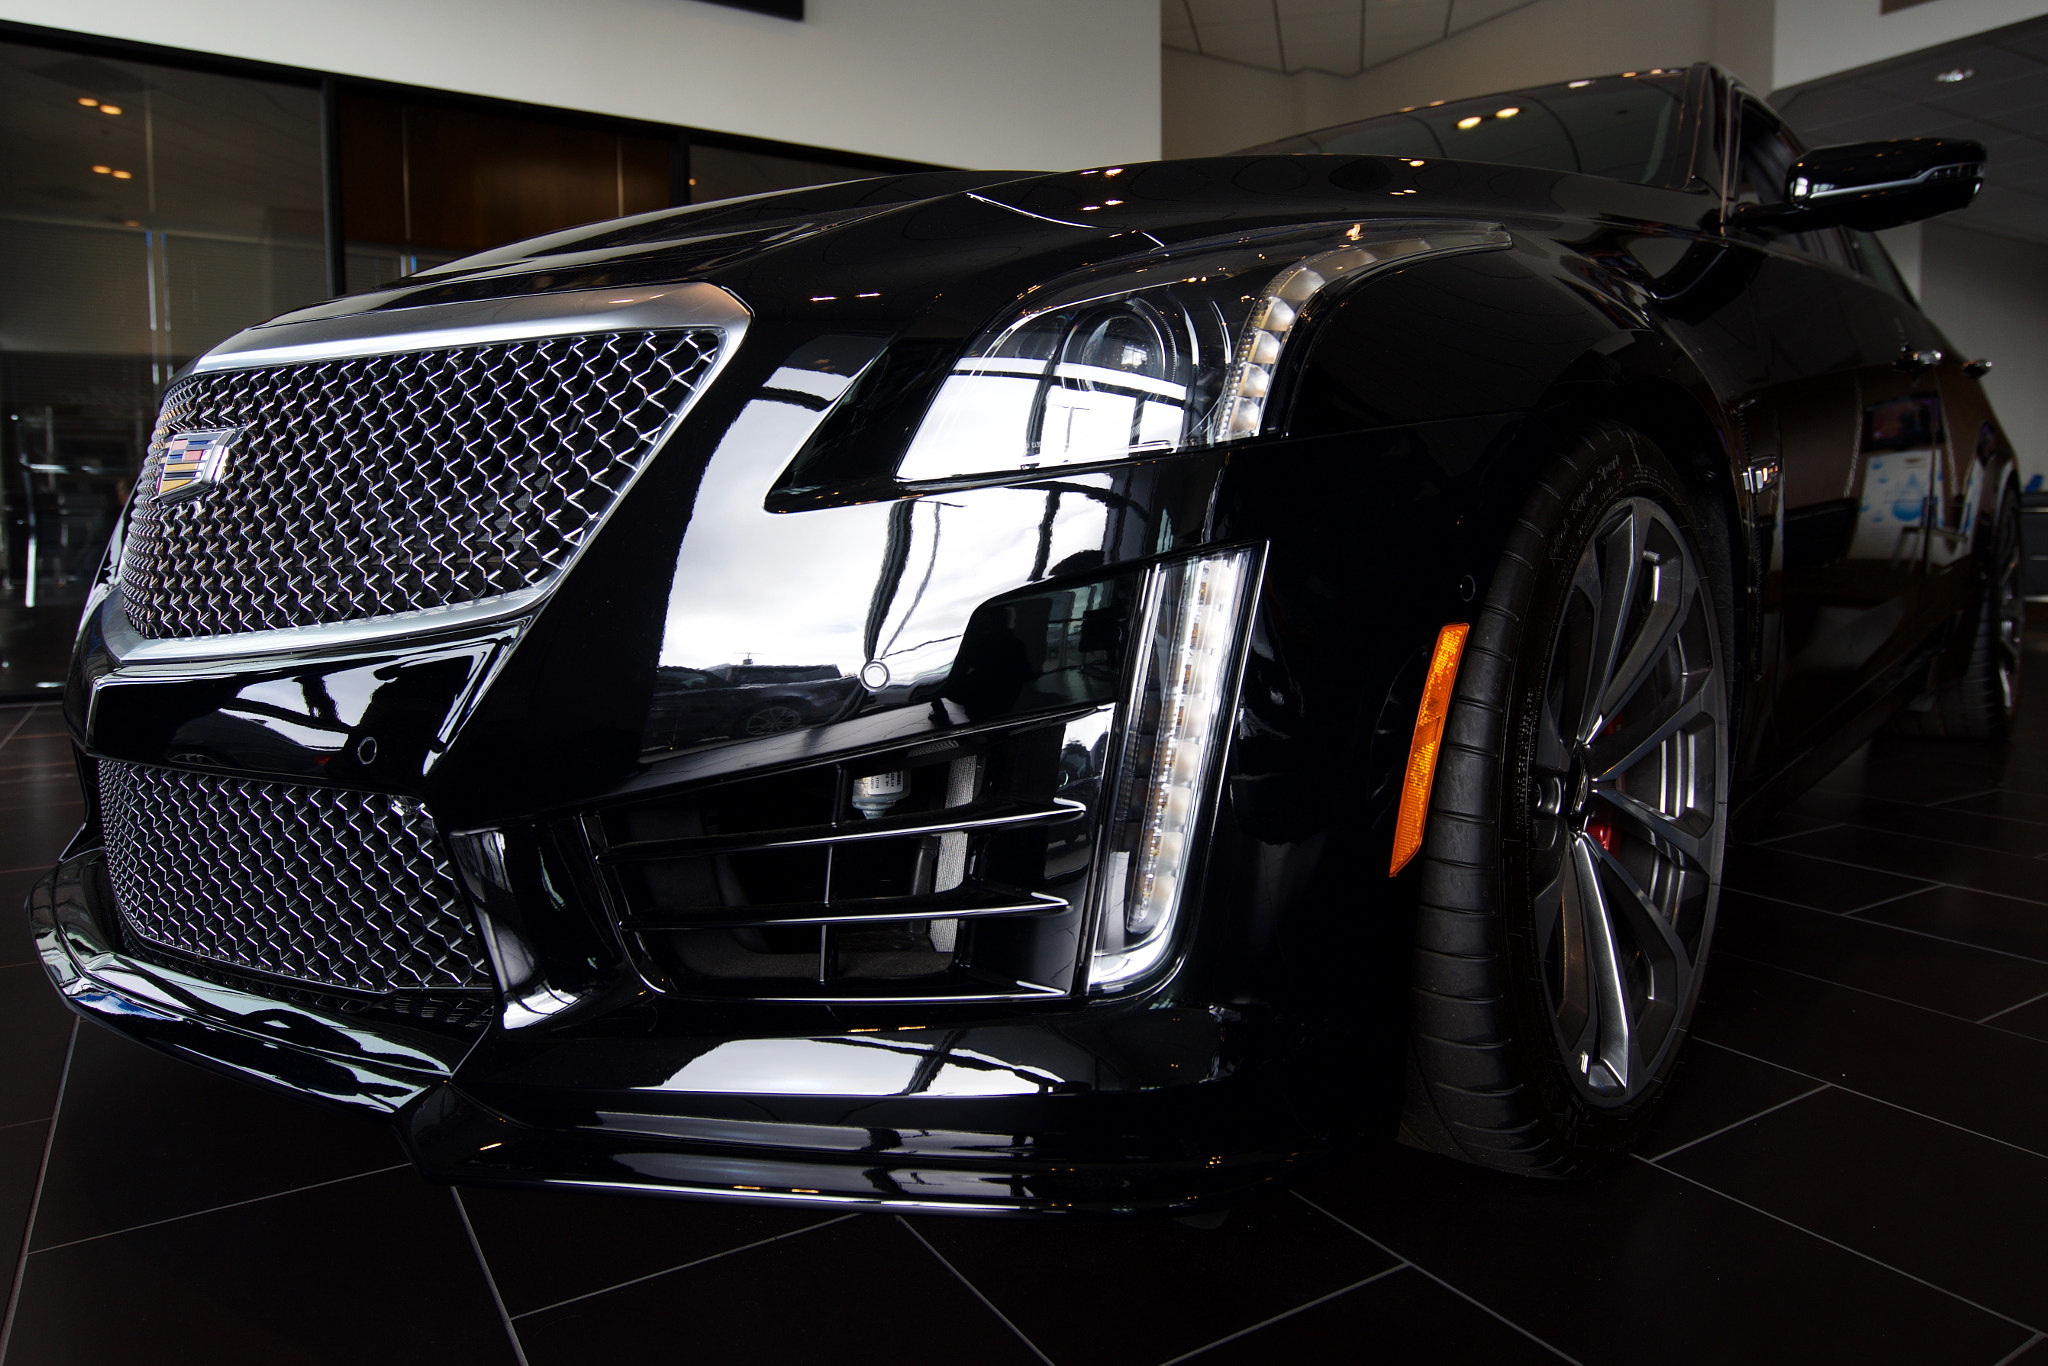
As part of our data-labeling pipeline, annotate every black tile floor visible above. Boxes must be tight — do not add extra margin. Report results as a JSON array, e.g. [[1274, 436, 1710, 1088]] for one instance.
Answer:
[[4, 631, 2048, 1365]]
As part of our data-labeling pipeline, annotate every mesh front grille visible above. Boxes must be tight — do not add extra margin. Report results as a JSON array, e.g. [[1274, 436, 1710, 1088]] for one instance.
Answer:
[[120, 329, 721, 639], [98, 761, 495, 994]]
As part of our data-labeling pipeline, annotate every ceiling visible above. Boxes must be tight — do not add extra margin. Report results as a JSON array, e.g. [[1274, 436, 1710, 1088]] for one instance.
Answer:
[[1775, 13, 2048, 245], [1162, 0, 1539, 78]]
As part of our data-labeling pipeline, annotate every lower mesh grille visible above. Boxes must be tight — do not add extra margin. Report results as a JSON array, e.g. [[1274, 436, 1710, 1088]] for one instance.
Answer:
[[97, 761, 494, 994]]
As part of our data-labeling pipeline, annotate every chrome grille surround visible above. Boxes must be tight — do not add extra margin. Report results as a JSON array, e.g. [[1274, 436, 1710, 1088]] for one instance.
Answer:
[[121, 328, 721, 640], [97, 760, 494, 994]]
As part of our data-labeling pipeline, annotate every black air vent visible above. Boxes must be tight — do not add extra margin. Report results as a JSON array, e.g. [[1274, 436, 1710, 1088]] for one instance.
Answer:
[[591, 710, 1110, 1002]]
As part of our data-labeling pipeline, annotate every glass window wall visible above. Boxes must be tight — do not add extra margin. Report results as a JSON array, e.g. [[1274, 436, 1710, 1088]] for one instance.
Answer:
[[0, 32, 918, 696], [0, 41, 325, 693]]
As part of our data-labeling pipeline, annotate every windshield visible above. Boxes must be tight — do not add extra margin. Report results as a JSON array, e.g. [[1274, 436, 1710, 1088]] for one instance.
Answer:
[[1244, 72, 1690, 188]]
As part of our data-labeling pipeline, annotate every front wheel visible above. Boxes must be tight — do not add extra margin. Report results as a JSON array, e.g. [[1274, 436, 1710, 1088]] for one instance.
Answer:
[[1403, 425, 1730, 1176]]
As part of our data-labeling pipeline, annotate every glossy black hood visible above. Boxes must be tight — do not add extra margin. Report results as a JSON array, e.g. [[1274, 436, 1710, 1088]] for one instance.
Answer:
[[271, 155, 1718, 342]]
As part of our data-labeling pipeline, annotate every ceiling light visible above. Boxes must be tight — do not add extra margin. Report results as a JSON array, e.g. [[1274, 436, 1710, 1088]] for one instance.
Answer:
[[91, 164, 110, 174], [1457, 116, 1482, 129], [1935, 68, 1974, 83], [1568, 80, 1592, 88], [77, 96, 97, 107], [1496, 106, 1520, 118], [111, 169, 132, 179], [100, 104, 122, 115]]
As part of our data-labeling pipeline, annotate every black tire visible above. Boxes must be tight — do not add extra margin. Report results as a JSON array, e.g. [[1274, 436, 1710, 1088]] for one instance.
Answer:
[[1402, 424, 1730, 1177], [1891, 485, 2024, 741]]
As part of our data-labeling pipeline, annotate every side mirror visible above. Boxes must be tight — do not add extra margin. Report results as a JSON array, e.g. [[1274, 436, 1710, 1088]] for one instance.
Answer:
[[1749, 138, 1984, 232]]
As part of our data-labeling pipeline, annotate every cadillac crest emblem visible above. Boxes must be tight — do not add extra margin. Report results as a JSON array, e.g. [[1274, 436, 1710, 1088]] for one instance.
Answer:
[[155, 428, 241, 503]]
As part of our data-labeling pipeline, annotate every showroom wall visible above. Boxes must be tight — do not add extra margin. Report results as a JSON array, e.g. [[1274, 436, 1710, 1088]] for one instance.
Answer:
[[0, 0, 1161, 170], [1919, 223, 2048, 484]]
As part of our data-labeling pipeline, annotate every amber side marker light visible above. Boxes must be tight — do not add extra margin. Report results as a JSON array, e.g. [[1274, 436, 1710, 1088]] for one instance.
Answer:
[[1390, 621, 1470, 876]]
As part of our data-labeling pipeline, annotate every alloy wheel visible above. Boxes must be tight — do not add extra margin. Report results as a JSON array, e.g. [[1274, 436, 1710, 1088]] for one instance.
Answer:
[[1527, 497, 1726, 1104]]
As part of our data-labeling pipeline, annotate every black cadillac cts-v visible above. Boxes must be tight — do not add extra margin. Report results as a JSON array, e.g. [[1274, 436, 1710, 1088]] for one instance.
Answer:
[[31, 65, 2023, 1214]]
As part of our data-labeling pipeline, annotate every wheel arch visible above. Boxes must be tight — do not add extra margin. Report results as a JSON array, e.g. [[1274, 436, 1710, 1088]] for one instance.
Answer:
[[1282, 246, 1761, 748], [1561, 367, 1756, 734]]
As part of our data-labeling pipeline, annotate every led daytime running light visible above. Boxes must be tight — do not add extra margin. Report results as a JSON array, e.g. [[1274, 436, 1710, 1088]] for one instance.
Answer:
[[1090, 546, 1260, 990]]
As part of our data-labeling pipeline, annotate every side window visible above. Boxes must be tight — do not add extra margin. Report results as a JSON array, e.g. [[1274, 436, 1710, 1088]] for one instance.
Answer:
[[1733, 97, 1850, 267], [1733, 99, 1797, 207]]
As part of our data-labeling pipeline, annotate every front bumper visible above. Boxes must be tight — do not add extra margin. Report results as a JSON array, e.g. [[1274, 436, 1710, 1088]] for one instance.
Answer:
[[32, 847, 1339, 1215]]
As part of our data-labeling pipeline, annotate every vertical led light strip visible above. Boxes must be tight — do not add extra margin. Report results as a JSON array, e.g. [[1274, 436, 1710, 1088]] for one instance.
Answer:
[[1389, 622, 1470, 876], [1089, 546, 1260, 991]]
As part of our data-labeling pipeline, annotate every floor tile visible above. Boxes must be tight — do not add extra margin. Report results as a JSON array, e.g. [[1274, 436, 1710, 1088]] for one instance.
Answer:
[[1713, 890, 2048, 1019], [1812, 746, 2015, 805], [0, 778, 79, 823], [3, 1167, 518, 1366], [0, 707, 67, 741], [459, 1183, 843, 1317], [1769, 824, 2048, 905], [1985, 992, 2048, 1043], [2000, 1333, 2048, 1364], [1179, 1264, 1564, 1364], [1688, 957, 2048, 1160], [1719, 841, 1932, 911], [1858, 884, 2048, 962], [1298, 1144, 2029, 1365], [1, 1119, 50, 1284], [1944, 788, 2048, 827], [1658, 1085, 2048, 1330], [515, 1214, 1042, 1366], [1787, 786, 2048, 857], [1637, 1031, 1822, 1161], [0, 735, 73, 770], [1, 867, 44, 968], [27, 1024, 404, 1252], [0, 803, 83, 874], [1742, 810, 1842, 843], [910, 1186, 1395, 1365], [0, 963, 73, 1128]]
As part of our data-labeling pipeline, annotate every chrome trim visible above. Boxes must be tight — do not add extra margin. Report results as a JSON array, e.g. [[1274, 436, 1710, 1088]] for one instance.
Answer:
[[114, 280, 750, 663], [193, 280, 751, 373], [103, 584, 542, 665], [1796, 161, 1982, 202], [620, 887, 1070, 931], [599, 795, 1086, 863]]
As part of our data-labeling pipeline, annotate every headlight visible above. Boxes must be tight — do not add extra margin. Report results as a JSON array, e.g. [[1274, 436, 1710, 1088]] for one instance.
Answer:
[[897, 221, 1509, 483]]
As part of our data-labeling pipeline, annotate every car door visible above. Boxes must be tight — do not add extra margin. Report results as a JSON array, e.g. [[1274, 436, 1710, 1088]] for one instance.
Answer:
[[1723, 94, 1943, 752], [1846, 229, 1988, 619]]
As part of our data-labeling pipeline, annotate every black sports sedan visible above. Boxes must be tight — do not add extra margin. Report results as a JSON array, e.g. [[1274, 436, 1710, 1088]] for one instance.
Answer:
[[31, 64, 2022, 1213]]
